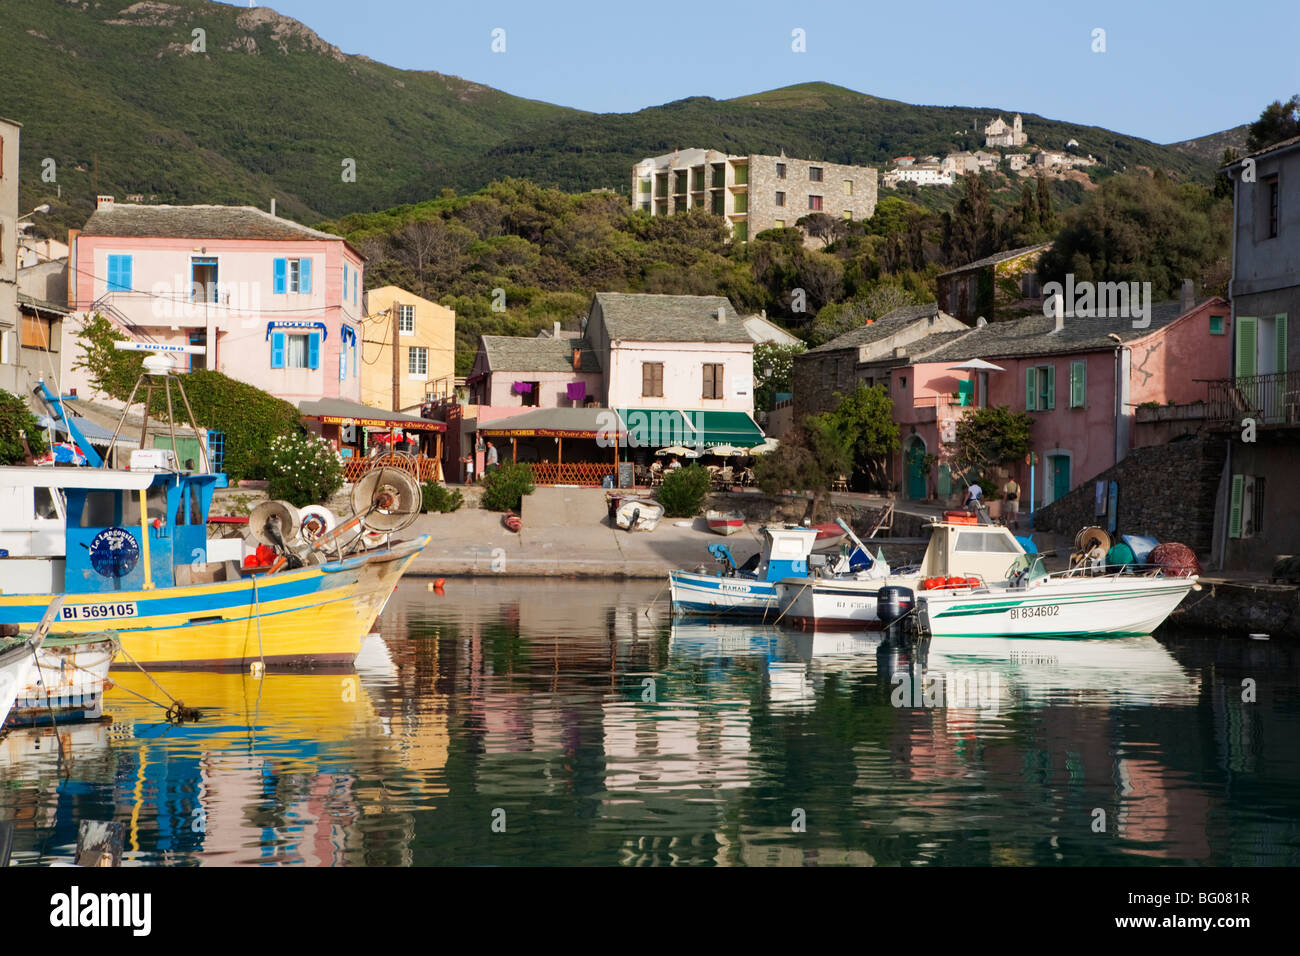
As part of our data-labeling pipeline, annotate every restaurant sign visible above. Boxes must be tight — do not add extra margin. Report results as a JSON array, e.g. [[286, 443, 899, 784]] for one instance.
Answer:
[[317, 415, 445, 432]]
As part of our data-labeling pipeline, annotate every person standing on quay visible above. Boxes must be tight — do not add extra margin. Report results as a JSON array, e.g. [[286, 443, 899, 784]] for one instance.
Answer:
[[1003, 476, 1020, 530]]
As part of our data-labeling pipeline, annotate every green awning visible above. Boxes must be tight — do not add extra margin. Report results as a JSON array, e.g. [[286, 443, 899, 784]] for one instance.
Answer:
[[617, 408, 764, 450]]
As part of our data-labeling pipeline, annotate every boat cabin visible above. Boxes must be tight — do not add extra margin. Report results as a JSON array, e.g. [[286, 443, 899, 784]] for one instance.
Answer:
[[919, 517, 1025, 582], [0, 467, 221, 595], [758, 526, 820, 581]]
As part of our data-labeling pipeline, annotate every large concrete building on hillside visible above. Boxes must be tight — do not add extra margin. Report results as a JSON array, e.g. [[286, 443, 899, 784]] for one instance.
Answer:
[[631, 149, 878, 241]]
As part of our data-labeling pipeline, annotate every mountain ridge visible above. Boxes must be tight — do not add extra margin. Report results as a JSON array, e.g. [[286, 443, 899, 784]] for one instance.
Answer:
[[2, 0, 1222, 237]]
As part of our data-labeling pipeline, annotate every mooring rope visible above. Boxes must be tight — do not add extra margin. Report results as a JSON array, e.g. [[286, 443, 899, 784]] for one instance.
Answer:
[[114, 644, 200, 723]]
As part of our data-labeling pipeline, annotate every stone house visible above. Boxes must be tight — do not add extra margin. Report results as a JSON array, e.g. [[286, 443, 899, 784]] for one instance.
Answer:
[[936, 243, 1052, 322], [791, 303, 968, 420]]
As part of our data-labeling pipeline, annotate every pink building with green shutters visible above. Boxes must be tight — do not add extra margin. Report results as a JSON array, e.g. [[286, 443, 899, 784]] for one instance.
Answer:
[[880, 295, 1231, 506], [64, 197, 364, 406]]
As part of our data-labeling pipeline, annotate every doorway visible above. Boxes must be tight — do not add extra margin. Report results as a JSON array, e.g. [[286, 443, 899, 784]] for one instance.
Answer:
[[904, 436, 928, 500], [1049, 454, 1071, 503]]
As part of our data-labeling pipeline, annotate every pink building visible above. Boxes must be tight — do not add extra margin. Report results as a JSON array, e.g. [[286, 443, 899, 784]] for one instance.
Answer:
[[468, 329, 603, 408], [882, 295, 1231, 506], [64, 198, 364, 405]]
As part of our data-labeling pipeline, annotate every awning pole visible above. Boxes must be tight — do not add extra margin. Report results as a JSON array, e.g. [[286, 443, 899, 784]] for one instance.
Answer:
[[512, 438, 517, 464]]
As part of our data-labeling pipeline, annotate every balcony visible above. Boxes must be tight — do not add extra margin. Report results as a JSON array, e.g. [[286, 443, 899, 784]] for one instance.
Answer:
[[1206, 370, 1300, 428]]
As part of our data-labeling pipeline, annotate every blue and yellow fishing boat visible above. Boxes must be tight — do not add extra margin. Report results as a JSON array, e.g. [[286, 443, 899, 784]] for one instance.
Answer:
[[0, 465, 427, 668]]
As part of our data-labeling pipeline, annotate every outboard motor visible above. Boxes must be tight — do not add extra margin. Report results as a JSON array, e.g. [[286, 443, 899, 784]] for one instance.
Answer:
[[877, 585, 917, 643]]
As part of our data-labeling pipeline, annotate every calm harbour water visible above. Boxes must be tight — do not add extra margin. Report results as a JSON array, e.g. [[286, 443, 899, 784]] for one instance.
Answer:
[[1, 578, 1297, 866]]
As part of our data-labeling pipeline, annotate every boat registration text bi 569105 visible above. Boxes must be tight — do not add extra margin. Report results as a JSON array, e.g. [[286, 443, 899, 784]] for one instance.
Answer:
[[61, 602, 140, 621]]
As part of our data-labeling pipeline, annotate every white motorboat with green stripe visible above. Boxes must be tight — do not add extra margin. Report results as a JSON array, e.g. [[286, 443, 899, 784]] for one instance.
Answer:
[[919, 554, 1198, 638]]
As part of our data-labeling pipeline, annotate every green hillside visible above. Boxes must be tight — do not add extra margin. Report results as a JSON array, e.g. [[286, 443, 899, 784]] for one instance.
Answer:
[[1, 0, 578, 233], [2, 0, 1218, 239]]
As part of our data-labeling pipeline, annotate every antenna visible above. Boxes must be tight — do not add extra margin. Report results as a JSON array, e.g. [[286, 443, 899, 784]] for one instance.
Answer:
[[103, 339, 212, 472]]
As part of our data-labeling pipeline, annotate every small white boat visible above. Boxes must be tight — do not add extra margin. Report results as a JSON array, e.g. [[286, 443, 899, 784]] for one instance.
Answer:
[[775, 515, 1022, 629], [919, 556, 1198, 638], [706, 510, 745, 535], [615, 498, 664, 532], [0, 638, 40, 730], [669, 525, 820, 617], [8, 633, 120, 726]]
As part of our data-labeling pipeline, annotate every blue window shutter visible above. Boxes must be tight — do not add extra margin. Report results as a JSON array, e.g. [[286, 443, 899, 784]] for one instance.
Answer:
[[343, 263, 349, 296], [353, 270, 358, 304], [351, 339, 358, 376], [1046, 364, 1056, 410], [1025, 367, 1037, 411], [300, 258, 312, 294], [273, 258, 287, 294], [308, 332, 321, 370], [271, 331, 285, 369], [108, 254, 132, 292], [339, 344, 347, 381]]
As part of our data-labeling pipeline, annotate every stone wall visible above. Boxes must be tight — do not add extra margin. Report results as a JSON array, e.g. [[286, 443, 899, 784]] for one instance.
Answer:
[[747, 154, 877, 236], [1031, 439, 1225, 555]]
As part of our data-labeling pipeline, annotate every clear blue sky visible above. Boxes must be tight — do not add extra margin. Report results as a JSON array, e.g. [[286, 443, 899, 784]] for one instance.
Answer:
[[228, 0, 1299, 144]]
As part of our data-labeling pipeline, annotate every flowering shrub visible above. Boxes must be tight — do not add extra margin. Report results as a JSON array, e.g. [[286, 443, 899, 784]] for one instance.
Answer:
[[265, 431, 345, 507]]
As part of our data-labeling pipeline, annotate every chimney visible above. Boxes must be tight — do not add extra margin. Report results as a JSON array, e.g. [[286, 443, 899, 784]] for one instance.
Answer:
[[270, 198, 277, 217], [96, 195, 114, 209], [716, 305, 726, 323], [554, 320, 561, 338], [573, 348, 581, 371], [1179, 278, 1195, 314]]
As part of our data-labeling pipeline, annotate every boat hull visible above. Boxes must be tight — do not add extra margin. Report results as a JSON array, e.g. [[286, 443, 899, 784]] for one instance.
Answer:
[[706, 512, 744, 536], [775, 575, 920, 630], [669, 570, 777, 617], [9, 634, 119, 725], [0, 640, 40, 728], [920, 576, 1197, 638], [616, 499, 663, 531], [0, 536, 430, 669]]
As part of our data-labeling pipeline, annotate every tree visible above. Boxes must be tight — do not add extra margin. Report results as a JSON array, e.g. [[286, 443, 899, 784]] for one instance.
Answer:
[[753, 341, 806, 411], [71, 313, 144, 400], [0, 389, 48, 464], [1036, 172, 1232, 298], [950, 405, 1032, 486], [823, 384, 900, 490], [1035, 175, 1056, 232], [1246, 95, 1300, 152], [797, 212, 841, 248], [754, 412, 852, 517]]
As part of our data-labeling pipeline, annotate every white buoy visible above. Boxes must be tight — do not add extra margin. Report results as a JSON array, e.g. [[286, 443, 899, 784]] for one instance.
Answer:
[[250, 661, 265, 678], [1249, 633, 1269, 640]]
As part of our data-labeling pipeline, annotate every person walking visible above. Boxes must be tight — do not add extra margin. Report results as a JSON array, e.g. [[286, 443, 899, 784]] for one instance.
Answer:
[[463, 454, 475, 484], [1002, 476, 1021, 530], [485, 441, 499, 474], [962, 480, 984, 510]]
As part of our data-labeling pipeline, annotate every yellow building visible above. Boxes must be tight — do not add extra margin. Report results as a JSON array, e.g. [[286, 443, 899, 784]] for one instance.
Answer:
[[361, 285, 456, 411]]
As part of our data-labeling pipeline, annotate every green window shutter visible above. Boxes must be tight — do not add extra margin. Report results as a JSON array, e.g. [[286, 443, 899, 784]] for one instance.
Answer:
[[1277, 314, 1288, 374], [1228, 474, 1244, 539], [1070, 360, 1086, 408], [1046, 364, 1056, 409], [1235, 316, 1257, 380], [1025, 366, 1037, 410]]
